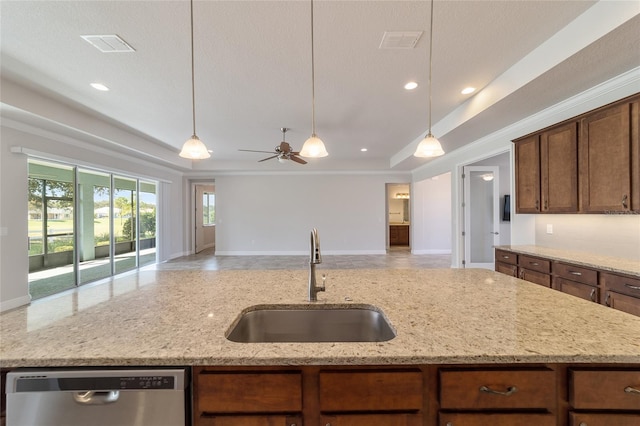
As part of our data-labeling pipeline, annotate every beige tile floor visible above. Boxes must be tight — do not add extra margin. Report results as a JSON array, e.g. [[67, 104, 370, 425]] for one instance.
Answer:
[[152, 246, 452, 271]]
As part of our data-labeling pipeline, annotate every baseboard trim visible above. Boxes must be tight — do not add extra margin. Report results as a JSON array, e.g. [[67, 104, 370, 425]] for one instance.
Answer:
[[0, 294, 31, 313]]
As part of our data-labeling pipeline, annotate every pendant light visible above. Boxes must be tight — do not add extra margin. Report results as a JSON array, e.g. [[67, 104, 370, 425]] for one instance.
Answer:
[[179, 0, 210, 159], [414, 0, 444, 158], [300, 0, 328, 158]]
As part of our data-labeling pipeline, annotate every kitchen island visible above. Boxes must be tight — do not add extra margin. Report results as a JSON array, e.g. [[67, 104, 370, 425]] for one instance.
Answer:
[[3, 268, 640, 425]]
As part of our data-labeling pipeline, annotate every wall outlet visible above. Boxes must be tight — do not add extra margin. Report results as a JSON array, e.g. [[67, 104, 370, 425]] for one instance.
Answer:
[[546, 224, 553, 234]]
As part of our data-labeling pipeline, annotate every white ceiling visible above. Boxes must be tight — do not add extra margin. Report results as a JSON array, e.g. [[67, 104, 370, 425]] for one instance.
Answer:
[[1, 1, 639, 172]]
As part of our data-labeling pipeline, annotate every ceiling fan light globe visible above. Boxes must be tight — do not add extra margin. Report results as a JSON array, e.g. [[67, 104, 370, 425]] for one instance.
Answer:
[[299, 135, 328, 158], [413, 134, 444, 157], [278, 157, 288, 164], [180, 135, 211, 159]]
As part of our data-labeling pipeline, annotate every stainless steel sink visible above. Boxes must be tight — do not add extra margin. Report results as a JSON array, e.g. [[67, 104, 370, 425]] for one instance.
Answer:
[[226, 305, 396, 343]]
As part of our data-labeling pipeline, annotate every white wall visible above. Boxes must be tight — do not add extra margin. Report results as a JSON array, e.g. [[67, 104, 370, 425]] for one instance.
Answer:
[[412, 173, 452, 255], [0, 125, 186, 311], [214, 173, 409, 255], [535, 214, 640, 260]]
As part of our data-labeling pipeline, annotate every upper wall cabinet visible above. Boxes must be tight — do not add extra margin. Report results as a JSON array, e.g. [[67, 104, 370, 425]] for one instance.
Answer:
[[515, 121, 579, 213], [580, 98, 640, 213], [513, 93, 639, 214]]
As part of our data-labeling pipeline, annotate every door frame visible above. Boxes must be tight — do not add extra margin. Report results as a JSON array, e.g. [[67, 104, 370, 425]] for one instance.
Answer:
[[462, 166, 500, 269]]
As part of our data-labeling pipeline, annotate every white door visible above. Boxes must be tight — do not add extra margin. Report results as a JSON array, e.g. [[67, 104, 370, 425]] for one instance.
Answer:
[[194, 184, 215, 254], [463, 166, 500, 269]]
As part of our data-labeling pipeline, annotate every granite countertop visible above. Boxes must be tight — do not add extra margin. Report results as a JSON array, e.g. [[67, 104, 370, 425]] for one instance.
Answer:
[[496, 245, 640, 276], [1, 268, 639, 367]]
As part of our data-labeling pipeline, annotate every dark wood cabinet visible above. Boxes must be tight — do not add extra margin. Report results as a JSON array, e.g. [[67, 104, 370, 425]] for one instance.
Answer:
[[580, 99, 639, 212], [390, 225, 410, 246], [194, 364, 640, 426], [553, 262, 598, 303], [514, 135, 541, 213], [518, 255, 552, 287], [513, 93, 639, 214], [541, 122, 579, 212], [495, 248, 640, 317]]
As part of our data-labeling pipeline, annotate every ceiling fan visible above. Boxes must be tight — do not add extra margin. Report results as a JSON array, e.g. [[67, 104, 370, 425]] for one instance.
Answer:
[[239, 128, 307, 164]]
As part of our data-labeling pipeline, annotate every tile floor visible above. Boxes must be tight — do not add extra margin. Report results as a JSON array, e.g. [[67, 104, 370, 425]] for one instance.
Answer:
[[152, 247, 452, 271]]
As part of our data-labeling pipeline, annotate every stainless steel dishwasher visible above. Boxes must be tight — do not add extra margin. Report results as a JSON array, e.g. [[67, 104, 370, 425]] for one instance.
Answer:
[[5, 368, 188, 426]]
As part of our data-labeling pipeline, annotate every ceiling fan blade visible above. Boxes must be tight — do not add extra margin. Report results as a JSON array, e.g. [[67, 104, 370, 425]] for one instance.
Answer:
[[258, 155, 279, 162], [290, 155, 307, 165], [239, 149, 276, 154]]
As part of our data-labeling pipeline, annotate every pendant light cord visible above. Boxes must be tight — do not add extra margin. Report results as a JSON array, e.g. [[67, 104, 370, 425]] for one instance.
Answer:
[[428, 0, 434, 135], [190, 0, 197, 136], [310, 0, 316, 136]]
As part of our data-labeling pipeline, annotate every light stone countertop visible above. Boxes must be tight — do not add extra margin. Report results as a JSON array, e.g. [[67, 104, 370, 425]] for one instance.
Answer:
[[496, 245, 640, 276], [1, 268, 639, 367]]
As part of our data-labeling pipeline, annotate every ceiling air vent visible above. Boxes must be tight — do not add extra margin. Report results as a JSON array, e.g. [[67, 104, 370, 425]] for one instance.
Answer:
[[379, 31, 423, 49], [81, 35, 135, 53]]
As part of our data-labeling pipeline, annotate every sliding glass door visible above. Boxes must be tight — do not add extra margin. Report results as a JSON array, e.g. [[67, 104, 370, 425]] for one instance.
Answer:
[[28, 160, 157, 300]]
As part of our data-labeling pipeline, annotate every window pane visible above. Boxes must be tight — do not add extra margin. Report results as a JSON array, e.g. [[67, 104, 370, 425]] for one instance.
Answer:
[[114, 176, 137, 274], [203, 192, 215, 225], [139, 181, 156, 267]]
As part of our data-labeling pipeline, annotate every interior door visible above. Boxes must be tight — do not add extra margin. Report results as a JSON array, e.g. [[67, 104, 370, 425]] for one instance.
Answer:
[[463, 166, 500, 269]]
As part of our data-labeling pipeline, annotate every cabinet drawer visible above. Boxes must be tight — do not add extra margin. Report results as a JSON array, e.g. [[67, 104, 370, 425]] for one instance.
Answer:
[[495, 262, 517, 277], [319, 370, 423, 412], [321, 413, 423, 426], [519, 255, 551, 273], [495, 250, 517, 265], [569, 412, 640, 426], [554, 277, 598, 302], [601, 272, 640, 298], [519, 268, 551, 287], [554, 262, 598, 286], [197, 415, 302, 426], [197, 372, 302, 413], [570, 370, 640, 410], [439, 369, 556, 410], [439, 412, 556, 426]]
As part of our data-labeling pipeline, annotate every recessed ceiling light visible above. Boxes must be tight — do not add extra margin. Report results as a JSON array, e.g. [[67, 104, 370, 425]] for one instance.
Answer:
[[404, 81, 418, 90], [90, 83, 109, 91], [360, 148, 368, 152], [461, 87, 476, 95]]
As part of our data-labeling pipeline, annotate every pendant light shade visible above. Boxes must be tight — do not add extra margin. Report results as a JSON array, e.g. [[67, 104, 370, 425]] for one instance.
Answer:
[[300, 134, 328, 158], [300, 0, 328, 158], [414, 0, 444, 158], [180, 135, 210, 159], [414, 133, 444, 157], [179, 0, 210, 160]]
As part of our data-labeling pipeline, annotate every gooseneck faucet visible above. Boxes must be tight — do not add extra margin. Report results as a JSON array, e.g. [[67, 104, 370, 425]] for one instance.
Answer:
[[308, 228, 325, 302]]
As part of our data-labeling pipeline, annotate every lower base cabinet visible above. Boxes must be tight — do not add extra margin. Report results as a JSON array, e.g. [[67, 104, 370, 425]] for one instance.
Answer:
[[439, 413, 556, 426], [193, 365, 640, 426]]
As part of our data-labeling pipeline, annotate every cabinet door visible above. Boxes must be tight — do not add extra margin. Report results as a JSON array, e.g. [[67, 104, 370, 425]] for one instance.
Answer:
[[439, 412, 556, 426], [604, 291, 640, 316], [495, 262, 517, 277], [554, 277, 598, 303], [580, 102, 633, 212], [569, 413, 640, 426], [541, 122, 578, 212], [321, 413, 422, 426], [515, 135, 541, 213]]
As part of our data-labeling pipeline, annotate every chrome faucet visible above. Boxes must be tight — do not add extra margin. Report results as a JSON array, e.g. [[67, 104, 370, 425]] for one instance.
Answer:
[[308, 228, 325, 302]]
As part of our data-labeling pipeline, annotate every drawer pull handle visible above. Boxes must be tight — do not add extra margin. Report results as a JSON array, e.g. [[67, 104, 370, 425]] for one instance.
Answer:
[[569, 271, 582, 276], [625, 284, 640, 291], [502, 255, 510, 259], [529, 262, 539, 266], [605, 292, 611, 307], [622, 194, 628, 209], [625, 386, 640, 395], [589, 288, 596, 302], [479, 385, 518, 396]]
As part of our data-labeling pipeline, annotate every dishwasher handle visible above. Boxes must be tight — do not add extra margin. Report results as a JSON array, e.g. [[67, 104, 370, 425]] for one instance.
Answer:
[[73, 391, 120, 405]]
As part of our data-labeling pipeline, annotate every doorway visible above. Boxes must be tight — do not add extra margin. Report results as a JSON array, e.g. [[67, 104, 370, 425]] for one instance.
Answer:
[[386, 183, 411, 250], [194, 183, 215, 254], [463, 166, 500, 269]]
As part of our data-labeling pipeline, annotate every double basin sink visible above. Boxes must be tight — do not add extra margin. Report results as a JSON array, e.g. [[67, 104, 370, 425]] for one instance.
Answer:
[[226, 305, 395, 343]]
